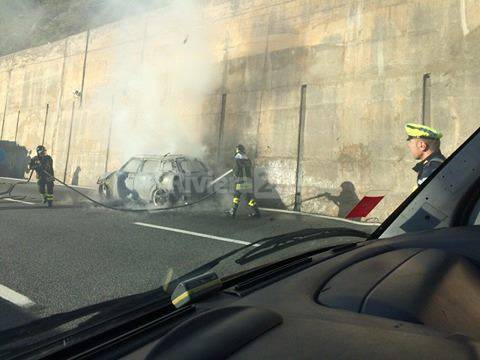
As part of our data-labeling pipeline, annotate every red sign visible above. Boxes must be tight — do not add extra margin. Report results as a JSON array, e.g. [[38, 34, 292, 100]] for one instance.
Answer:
[[345, 196, 384, 219]]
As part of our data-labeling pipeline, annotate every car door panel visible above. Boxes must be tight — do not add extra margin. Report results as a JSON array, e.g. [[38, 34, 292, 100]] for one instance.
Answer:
[[118, 158, 144, 197], [134, 160, 161, 201]]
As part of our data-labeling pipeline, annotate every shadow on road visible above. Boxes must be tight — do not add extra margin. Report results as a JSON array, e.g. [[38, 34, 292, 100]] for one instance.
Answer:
[[254, 167, 286, 209], [300, 181, 361, 220]]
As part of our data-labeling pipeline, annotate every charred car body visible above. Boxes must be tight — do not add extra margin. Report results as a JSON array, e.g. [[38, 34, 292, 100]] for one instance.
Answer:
[[97, 154, 210, 206]]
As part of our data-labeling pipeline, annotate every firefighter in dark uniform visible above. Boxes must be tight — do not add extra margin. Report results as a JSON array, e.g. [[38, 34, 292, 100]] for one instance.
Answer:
[[225, 144, 261, 218], [29, 145, 55, 207], [405, 123, 445, 186]]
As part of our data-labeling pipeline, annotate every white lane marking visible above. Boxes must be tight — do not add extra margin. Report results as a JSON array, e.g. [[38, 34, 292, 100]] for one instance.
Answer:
[[1, 198, 35, 205], [134, 222, 252, 246], [259, 208, 381, 226], [0, 176, 29, 182], [0, 177, 94, 190], [0, 284, 35, 308]]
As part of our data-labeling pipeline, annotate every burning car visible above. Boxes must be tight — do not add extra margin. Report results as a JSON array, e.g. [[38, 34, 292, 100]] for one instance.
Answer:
[[97, 154, 210, 206]]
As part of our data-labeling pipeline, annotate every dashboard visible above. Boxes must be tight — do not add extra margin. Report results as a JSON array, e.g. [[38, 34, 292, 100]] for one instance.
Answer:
[[109, 226, 480, 359]]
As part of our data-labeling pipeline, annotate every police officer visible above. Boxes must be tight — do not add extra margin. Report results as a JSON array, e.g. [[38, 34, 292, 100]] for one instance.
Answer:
[[29, 145, 55, 207], [405, 123, 445, 186], [225, 144, 261, 218]]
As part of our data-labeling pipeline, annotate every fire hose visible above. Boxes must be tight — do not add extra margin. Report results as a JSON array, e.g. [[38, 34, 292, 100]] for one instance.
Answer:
[[3, 169, 234, 213], [0, 170, 34, 200]]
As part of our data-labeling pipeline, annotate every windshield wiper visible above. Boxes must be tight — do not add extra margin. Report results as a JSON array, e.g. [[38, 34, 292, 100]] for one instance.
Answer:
[[171, 227, 369, 286], [234, 227, 369, 265], [2, 227, 368, 355]]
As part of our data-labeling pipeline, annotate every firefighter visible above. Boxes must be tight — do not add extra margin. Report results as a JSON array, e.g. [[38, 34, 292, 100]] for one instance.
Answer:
[[405, 123, 445, 186], [29, 145, 55, 207], [225, 144, 261, 218]]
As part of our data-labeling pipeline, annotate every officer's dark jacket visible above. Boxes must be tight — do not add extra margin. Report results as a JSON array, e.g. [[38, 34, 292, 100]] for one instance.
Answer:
[[413, 151, 445, 186], [29, 155, 54, 179], [233, 152, 253, 182]]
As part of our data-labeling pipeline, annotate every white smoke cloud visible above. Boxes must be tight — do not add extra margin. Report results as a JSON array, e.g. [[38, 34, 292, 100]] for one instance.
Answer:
[[103, 0, 219, 165], [0, 0, 45, 56]]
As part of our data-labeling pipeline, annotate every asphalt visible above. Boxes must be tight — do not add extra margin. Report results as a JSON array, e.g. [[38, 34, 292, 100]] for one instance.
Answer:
[[0, 177, 379, 332]]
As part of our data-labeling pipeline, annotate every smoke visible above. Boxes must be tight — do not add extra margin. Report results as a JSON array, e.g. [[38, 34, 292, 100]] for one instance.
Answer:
[[101, 0, 219, 165], [0, 0, 45, 56], [0, 0, 172, 56], [0, 0, 220, 172]]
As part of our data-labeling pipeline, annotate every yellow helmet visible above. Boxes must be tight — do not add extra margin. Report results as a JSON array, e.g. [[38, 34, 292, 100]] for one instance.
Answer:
[[405, 123, 443, 140]]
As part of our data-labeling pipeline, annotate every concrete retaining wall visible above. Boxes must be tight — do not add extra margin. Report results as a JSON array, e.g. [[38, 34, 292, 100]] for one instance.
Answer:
[[1, 0, 479, 220]]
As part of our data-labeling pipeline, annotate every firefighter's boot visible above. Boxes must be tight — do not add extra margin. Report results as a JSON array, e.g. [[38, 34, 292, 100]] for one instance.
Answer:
[[248, 199, 261, 218], [46, 194, 53, 207], [248, 210, 261, 218], [225, 196, 240, 218], [224, 208, 236, 218]]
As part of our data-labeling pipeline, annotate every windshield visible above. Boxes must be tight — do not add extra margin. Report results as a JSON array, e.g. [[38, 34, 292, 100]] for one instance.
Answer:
[[0, 0, 479, 349]]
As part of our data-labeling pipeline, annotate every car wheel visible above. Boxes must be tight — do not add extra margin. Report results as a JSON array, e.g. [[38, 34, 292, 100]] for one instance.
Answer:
[[152, 188, 169, 207]]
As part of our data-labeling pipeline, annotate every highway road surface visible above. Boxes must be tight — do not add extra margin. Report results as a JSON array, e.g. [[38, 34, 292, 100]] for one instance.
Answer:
[[0, 177, 379, 331]]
